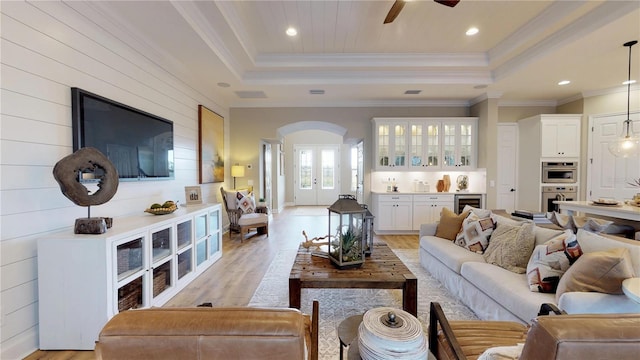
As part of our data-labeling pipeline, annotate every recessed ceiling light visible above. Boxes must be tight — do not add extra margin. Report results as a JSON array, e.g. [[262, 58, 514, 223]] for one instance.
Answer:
[[466, 27, 479, 36], [286, 27, 297, 36], [623, 79, 637, 85], [558, 80, 571, 85], [217, 82, 230, 88]]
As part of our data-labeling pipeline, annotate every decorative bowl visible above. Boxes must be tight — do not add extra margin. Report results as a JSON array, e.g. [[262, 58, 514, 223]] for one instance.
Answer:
[[144, 204, 178, 215]]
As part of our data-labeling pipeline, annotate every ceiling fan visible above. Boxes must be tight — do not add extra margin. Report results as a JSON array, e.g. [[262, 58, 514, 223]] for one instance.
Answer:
[[384, 0, 460, 24]]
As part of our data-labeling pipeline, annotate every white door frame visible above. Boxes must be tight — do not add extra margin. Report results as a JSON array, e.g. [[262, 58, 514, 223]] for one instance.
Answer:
[[293, 144, 341, 205]]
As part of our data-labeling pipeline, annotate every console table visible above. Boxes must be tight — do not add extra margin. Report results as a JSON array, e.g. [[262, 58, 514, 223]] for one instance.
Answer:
[[288, 243, 417, 316], [37, 203, 222, 350]]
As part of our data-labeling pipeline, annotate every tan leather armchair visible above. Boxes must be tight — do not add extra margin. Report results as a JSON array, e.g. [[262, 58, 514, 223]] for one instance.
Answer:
[[95, 301, 319, 360], [429, 302, 640, 360]]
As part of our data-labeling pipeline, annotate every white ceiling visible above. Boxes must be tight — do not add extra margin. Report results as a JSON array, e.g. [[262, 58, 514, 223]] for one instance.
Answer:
[[80, 0, 640, 108]]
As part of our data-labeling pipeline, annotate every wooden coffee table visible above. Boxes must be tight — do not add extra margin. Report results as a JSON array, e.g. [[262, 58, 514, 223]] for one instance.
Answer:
[[288, 243, 417, 316]]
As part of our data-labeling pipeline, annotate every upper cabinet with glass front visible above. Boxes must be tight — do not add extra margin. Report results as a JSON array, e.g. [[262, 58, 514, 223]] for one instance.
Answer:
[[373, 119, 408, 170], [374, 117, 477, 171]]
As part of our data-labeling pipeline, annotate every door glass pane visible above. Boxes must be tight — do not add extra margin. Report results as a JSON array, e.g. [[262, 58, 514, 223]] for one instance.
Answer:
[[116, 237, 144, 281], [321, 149, 335, 189], [443, 124, 456, 166], [378, 124, 389, 166], [426, 124, 439, 166], [411, 124, 423, 166], [177, 220, 192, 250], [299, 149, 312, 189], [460, 124, 472, 166], [151, 228, 171, 263], [394, 124, 406, 166]]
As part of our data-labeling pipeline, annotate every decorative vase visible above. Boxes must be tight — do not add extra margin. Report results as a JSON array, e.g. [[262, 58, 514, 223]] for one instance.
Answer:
[[442, 175, 451, 192], [436, 180, 445, 192]]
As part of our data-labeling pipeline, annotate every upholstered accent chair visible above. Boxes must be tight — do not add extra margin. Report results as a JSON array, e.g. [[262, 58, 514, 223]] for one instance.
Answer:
[[220, 187, 269, 241]]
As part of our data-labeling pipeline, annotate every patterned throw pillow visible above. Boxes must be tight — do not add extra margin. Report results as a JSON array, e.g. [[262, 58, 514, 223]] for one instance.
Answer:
[[526, 230, 583, 293], [236, 192, 255, 214], [454, 212, 497, 253]]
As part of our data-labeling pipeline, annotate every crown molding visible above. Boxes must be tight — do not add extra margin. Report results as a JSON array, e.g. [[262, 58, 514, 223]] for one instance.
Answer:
[[255, 53, 488, 68], [497, 99, 558, 107], [582, 84, 640, 99], [242, 70, 493, 85], [230, 98, 471, 108], [493, 1, 640, 81]]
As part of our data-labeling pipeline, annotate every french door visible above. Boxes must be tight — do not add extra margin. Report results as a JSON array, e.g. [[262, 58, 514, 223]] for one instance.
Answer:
[[293, 144, 340, 205]]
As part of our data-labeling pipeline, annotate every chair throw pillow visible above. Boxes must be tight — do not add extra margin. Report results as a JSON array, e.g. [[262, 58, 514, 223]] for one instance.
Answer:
[[434, 207, 469, 241], [236, 191, 255, 214], [526, 230, 583, 293], [483, 222, 535, 274], [555, 247, 636, 302], [454, 212, 497, 253]]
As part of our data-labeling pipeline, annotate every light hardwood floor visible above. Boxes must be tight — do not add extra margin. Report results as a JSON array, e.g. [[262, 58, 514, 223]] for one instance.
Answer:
[[24, 206, 419, 360]]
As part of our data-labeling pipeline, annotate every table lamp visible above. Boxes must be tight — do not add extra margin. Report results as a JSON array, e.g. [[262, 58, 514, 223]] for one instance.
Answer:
[[231, 164, 245, 189]]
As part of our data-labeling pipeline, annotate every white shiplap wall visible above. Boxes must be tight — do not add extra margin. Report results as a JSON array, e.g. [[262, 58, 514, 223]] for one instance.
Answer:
[[0, 2, 228, 358]]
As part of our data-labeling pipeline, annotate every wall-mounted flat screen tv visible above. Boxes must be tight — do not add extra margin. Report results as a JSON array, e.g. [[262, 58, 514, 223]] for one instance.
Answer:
[[71, 87, 174, 182]]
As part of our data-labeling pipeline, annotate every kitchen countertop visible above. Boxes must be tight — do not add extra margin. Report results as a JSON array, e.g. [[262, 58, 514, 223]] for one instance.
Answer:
[[555, 200, 640, 222], [371, 191, 485, 195]]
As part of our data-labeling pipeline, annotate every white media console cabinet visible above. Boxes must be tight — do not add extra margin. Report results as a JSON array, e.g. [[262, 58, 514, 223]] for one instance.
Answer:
[[37, 203, 223, 350]]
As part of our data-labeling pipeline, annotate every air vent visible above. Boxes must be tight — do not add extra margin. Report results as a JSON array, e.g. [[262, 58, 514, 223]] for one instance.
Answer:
[[309, 89, 325, 95], [235, 91, 267, 99], [404, 90, 422, 95]]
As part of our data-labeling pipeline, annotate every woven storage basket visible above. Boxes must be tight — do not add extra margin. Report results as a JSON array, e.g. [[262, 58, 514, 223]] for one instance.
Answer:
[[118, 287, 141, 312], [178, 259, 190, 278], [152, 271, 167, 297]]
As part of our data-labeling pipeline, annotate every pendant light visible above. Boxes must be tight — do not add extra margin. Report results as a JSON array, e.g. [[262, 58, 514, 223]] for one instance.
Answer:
[[608, 40, 639, 158]]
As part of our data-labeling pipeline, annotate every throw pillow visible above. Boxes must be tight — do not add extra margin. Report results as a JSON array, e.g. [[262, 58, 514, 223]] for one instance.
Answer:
[[454, 212, 497, 253], [236, 191, 255, 214], [555, 247, 636, 302], [462, 205, 493, 219], [526, 230, 583, 293], [483, 222, 535, 274], [434, 208, 469, 241]]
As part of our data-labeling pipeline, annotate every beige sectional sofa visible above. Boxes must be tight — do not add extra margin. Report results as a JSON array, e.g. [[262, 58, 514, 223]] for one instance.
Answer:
[[419, 211, 640, 325]]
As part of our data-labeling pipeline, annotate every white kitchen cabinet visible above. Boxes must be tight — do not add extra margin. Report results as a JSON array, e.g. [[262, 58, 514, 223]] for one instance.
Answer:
[[373, 119, 409, 170], [37, 203, 222, 350], [540, 118, 581, 158], [412, 194, 454, 230], [374, 117, 477, 171], [374, 194, 413, 231]]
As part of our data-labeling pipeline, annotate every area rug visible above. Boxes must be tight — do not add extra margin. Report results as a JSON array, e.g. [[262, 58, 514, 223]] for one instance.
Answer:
[[249, 248, 478, 359]]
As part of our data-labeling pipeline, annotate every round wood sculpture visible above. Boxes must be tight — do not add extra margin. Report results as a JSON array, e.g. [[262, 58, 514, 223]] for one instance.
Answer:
[[53, 147, 119, 207]]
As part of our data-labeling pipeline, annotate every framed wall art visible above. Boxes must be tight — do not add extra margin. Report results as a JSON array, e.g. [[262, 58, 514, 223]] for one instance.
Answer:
[[198, 105, 224, 184]]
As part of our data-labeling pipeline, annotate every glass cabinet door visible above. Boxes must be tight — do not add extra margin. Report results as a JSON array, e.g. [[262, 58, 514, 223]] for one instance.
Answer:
[[116, 236, 144, 281], [425, 122, 440, 167], [393, 124, 407, 166], [376, 123, 390, 167], [177, 249, 193, 279], [195, 212, 208, 266], [209, 207, 221, 256], [151, 227, 172, 263], [443, 123, 457, 167], [458, 122, 473, 167], [410, 123, 423, 167], [176, 219, 192, 251]]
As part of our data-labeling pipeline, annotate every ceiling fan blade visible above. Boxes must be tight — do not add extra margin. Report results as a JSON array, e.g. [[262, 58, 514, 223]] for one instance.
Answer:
[[434, 0, 460, 7], [384, 0, 406, 24]]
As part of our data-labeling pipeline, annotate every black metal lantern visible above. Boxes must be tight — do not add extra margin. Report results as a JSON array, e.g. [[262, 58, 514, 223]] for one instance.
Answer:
[[361, 204, 375, 256], [328, 195, 366, 269]]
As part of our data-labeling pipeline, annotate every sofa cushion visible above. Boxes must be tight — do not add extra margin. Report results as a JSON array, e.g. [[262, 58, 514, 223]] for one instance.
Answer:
[[420, 236, 485, 274], [555, 247, 635, 302], [435, 208, 468, 240], [526, 230, 582, 293], [454, 212, 497, 253], [483, 222, 535, 274], [558, 291, 640, 314], [461, 262, 555, 323]]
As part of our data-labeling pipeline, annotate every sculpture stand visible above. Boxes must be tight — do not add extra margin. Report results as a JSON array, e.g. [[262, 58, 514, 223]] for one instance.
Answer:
[[74, 205, 110, 234]]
